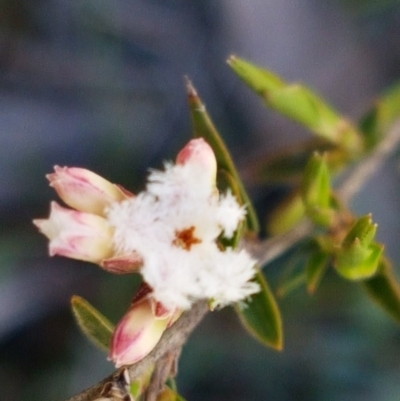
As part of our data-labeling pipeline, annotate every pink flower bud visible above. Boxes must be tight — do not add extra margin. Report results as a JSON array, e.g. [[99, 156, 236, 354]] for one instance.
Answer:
[[47, 166, 129, 216], [109, 293, 170, 367], [176, 138, 217, 184], [33, 201, 114, 263]]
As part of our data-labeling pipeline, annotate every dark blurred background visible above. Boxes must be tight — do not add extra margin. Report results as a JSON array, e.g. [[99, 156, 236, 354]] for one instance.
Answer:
[[2, 1, 400, 400]]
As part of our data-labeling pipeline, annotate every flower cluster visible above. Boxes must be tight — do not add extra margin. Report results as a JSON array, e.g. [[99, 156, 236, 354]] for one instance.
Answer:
[[34, 138, 259, 366]]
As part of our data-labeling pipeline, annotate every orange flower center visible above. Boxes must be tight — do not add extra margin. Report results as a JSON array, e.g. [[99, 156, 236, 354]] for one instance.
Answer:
[[173, 226, 201, 250]]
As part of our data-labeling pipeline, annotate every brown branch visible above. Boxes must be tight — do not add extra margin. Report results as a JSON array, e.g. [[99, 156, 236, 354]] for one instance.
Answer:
[[65, 119, 400, 401]]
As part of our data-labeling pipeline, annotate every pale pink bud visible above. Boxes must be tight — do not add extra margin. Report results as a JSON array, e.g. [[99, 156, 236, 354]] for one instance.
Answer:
[[109, 293, 170, 367], [176, 138, 217, 184], [33, 201, 114, 263], [47, 166, 130, 216]]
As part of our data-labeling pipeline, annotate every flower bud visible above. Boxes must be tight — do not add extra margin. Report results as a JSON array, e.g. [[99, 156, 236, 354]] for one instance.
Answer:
[[47, 166, 129, 215], [342, 214, 376, 250], [109, 294, 170, 367], [33, 201, 114, 263], [176, 138, 217, 184], [334, 214, 383, 280], [301, 153, 334, 226], [334, 241, 383, 281]]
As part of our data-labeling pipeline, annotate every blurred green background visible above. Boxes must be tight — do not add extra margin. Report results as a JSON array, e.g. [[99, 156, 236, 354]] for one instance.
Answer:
[[2, 1, 400, 400]]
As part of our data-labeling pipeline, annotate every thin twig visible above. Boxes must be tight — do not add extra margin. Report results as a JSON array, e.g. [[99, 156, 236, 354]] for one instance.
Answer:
[[245, 219, 313, 267], [338, 120, 400, 203], [65, 119, 400, 401]]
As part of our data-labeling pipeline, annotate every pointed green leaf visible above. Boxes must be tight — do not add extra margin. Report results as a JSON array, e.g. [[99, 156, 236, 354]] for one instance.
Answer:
[[276, 270, 306, 299], [185, 77, 259, 233], [302, 153, 331, 210], [267, 191, 306, 235], [362, 259, 400, 324], [275, 246, 310, 298], [71, 295, 114, 351], [228, 56, 285, 94], [360, 81, 400, 149], [269, 85, 339, 137], [306, 250, 330, 294], [235, 271, 283, 350], [342, 214, 377, 249], [301, 152, 336, 227], [228, 56, 363, 155]]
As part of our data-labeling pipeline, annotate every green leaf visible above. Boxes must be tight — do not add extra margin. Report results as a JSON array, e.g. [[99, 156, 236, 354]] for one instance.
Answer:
[[185, 77, 259, 233], [275, 246, 310, 298], [301, 152, 336, 227], [269, 85, 339, 137], [235, 271, 283, 350], [267, 191, 306, 235], [228, 56, 363, 155], [276, 270, 306, 299], [302, 153, 331, 210], [342, 214, 377, 249], [301, 152, 335, 227], [306, 250, 330, 294], [362, 259, 400, 324], [71, 295, 114, 351], [360, 81, 400, 149], [228, 56, 285, 94]]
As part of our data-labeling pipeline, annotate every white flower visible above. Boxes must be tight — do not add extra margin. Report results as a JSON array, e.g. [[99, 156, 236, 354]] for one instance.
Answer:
[[35, 138, 261, 367], [35, 138, 260, 311], [106, 139, 259, 310]]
